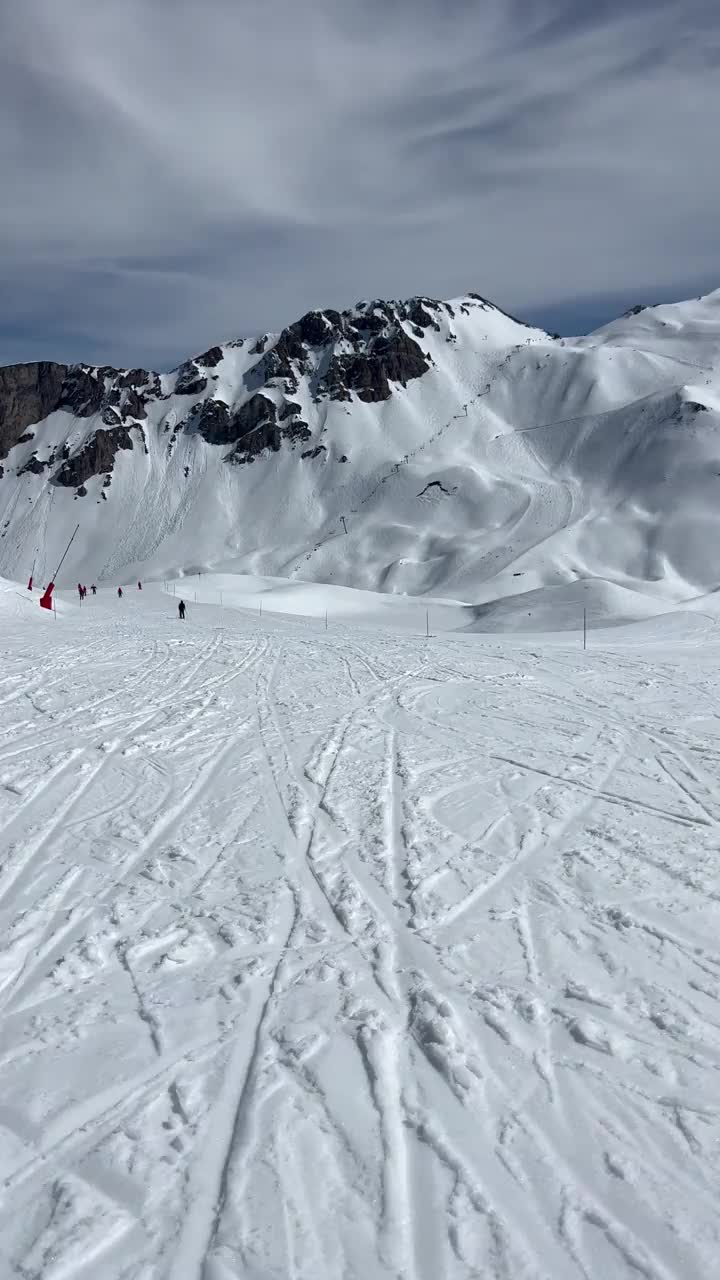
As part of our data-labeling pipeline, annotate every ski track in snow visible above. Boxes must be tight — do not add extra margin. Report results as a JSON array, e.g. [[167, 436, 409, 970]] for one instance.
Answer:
[[1, 590, 720, 1279]]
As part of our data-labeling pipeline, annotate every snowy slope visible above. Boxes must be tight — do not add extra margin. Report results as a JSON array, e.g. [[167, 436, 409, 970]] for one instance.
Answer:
[[1, 581, 719, 1278], [1, 289, 720, 623]]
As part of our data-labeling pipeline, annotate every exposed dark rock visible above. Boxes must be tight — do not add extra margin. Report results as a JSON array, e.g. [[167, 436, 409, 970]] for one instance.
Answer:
[[249, 300, 442, 403], [194, 399, 230, 443], [282, 419, 311, 444], [671, 396, 711, 422], [58, 367, 106, 417], [355, 310, 387, 336], [319, 365, 352, 401], [18, 453, 50, 476], [407, 299, 440, 332], [227, 420, 281, 464], [119, 388, 148, 420], [175, 363, 208, 397], [320, 326, 430, 403], [295, 310, 339, 347], [75, 485, 87, 497], [232, 394, 278, 439], [624, 304, 646, 317], [0, 361, 66, 458], [194, 346, 224, 368], [418, 480, 456, 497], [195, 393, 278, 448], [258, 329, 307, 390], [257, 310, 347, 393], [301, 445, 326, 460], [17, 431, 35, 445], [339, 454, 348, 463], [250, 336, 267, 354], [117, 368, 153, 390], [53, 426, 134, 488], [102, 474, 112, 487], [7, 360, 155, 436], [279, 400, 302, 421]]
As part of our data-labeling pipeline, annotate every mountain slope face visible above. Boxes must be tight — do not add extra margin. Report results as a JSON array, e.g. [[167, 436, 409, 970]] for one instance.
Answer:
[[1, 290, 720, 610]]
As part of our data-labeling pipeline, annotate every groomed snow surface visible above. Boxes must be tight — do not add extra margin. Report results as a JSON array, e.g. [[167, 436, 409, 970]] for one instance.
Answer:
[[2, 578, 720, 1279]]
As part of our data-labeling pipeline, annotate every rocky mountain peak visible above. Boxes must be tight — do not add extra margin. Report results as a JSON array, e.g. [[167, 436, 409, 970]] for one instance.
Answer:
[[0, 287, 541, 499]]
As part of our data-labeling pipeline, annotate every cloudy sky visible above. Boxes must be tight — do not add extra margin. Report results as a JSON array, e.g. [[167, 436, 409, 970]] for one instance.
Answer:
[[2, 0, 719, 369]]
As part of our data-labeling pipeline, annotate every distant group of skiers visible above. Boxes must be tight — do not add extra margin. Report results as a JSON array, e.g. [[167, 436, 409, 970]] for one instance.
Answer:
[[77, 577, 186, 619]]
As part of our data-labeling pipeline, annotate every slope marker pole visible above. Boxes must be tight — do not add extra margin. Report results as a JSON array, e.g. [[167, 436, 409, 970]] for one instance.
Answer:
[[53, 523, 80, 582], [583, 607, 587, 651], [40, 522, 80, 610]]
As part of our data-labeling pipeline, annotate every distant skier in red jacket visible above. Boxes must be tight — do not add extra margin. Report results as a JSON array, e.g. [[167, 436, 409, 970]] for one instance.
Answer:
[[117, 586, 123, 599]]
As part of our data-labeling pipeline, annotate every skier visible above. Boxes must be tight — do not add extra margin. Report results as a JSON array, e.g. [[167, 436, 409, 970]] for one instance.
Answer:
[[137, 581, 142, 590], [117, 586, 123, 599], [77, 583, 83, 602], [178, 600, 186, 620], [91, 584, 97, 595]]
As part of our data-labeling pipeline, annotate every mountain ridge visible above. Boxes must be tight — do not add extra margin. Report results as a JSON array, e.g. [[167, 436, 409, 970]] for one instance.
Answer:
[[1, 286, 719, 622]]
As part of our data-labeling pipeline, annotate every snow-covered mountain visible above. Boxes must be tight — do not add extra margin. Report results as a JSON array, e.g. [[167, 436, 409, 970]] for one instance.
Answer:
[[1, 288, 720, 620]]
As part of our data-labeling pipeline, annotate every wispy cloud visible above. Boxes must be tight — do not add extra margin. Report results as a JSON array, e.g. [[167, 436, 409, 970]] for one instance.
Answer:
[[1, 0, 718, 366]]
